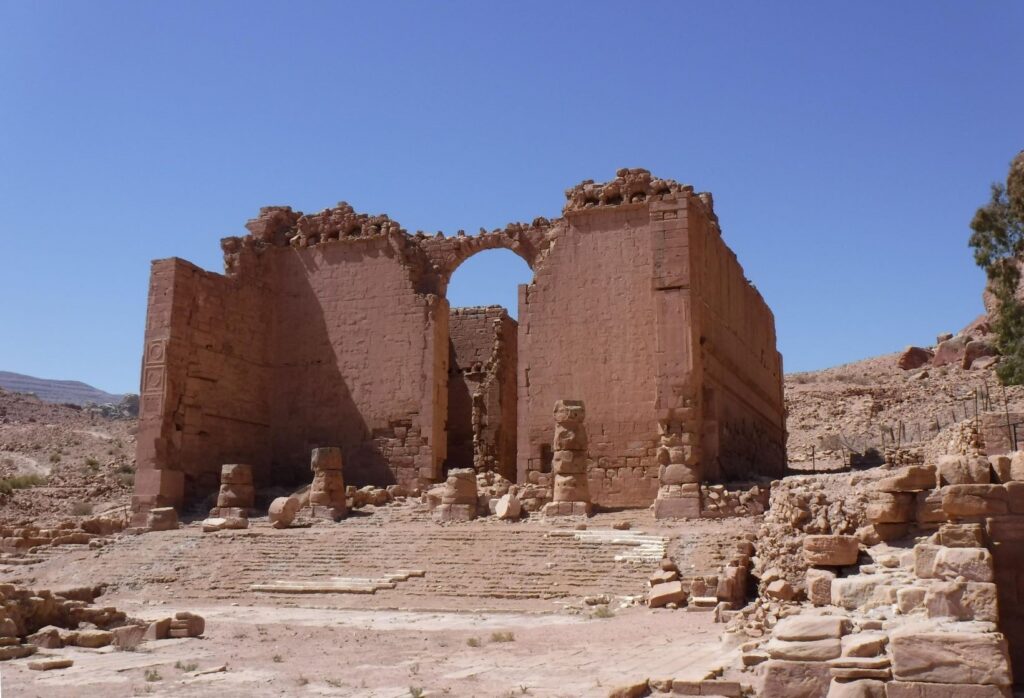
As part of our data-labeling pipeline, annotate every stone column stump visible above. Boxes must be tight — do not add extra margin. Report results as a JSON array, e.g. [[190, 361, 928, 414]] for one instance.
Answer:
[[543, 400, 592, 517], [309, 447, 347, 520], [210, 463, 254, 518], [654, 421, 702, 519], [433, 468, 478, 523]]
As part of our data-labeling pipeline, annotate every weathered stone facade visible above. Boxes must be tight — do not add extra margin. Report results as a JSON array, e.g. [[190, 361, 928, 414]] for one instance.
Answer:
[[446, 306, 517, 480], [132, 168, 786, 521]]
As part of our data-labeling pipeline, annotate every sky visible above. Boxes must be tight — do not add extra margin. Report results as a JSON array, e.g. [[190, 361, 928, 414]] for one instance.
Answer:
[[1, 2, 1022, 395]]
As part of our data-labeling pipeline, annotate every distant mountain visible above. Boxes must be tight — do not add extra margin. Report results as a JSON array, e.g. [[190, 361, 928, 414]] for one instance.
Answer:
[[0, 371, 127, 406]]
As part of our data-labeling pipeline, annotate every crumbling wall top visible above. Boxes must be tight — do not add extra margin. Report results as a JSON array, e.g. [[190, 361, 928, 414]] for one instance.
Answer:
[[563, 167, 713, 217]]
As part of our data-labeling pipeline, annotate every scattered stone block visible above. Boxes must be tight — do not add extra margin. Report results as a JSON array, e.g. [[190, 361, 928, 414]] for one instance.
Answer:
[[841, 632, 888, 658], [26, 625, 62, 649], [144, 617, 171, 641], [937, 455, 991, 486], [826, 678, 886, 698], [765, 579, 795, 601], [933, 547, 994, 582], [876, 465, 937, 492], [606, 680, 648, 698], [268, 496, 300, 528], [71, 629, 113, 648], [0, 643, 37, 660], [765, 637, 842, 661], [27, 657, 73, 671], [648, 581, 687, 608], [831, 576, 892, 611], [761, 659, 831, 698], [896, 586, 926, 614], [885, 681, 1011, 697], [937, 523, 985, 548], [804, 535, 860, 566], [807, 568, 836, 606], [890, 628, 1011, 685], [495, 494, 521, 520], [774, 615, 850, 641], [942, 485, 1007, 517], [866, 492, 915, 524], [146, 507, 178, 532]]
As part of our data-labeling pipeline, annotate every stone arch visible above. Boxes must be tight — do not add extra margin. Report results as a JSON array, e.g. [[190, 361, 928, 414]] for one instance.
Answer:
[[416, 221, 557, 296]]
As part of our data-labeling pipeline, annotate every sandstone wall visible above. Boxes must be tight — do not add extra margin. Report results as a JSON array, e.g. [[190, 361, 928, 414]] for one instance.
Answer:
[[446, 306, 517, 480], [518, 207, 662, 507], [265, 236, 446, 488], [133, 169, 787, 516], [133, 257, 271, 521], [688, 198, 786, 480]]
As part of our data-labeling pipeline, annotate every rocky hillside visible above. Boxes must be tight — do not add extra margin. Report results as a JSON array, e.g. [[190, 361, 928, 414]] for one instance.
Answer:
[[0, 388, 136, 524], [0, 370, 129, 407], [785, 326, 1024, 470]]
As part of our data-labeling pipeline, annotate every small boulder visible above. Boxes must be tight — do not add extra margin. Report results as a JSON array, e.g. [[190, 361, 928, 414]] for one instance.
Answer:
[[898, 346, 934, 370], [495, 494, 522, 520], [268, 496, 301, 529]]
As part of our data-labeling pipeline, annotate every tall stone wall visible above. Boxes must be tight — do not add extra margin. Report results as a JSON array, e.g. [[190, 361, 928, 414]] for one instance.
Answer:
[[132, 257, 271, 522], [688, 196, 786, 480], [446, 306, 517, 480], [264, 236, 447, 488], [518, 207, 663, 508], [132, 169, 787, 517]]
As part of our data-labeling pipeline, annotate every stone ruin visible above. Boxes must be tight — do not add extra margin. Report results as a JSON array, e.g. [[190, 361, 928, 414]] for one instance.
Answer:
[[130, 167, 786, 523]]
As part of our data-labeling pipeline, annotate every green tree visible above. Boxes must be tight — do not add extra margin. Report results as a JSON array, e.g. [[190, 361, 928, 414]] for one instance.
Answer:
[[969, 150, 1024, 384]]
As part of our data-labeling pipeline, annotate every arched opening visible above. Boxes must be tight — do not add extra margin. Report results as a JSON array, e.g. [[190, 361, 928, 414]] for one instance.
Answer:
[[443, 249, 533, 482]]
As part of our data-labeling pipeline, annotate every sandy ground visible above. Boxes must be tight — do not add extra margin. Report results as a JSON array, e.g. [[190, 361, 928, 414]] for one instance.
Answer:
[[0, 506, 750, 697]]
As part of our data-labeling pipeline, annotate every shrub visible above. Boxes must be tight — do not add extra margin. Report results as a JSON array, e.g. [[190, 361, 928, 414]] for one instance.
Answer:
[[0, 474, 46, 496], [490, 631, 515, 643], [69, 501, 94, 516], [144, 669, 161, 682], [466, 637, 481, 647], [49, 453, 62, 464]]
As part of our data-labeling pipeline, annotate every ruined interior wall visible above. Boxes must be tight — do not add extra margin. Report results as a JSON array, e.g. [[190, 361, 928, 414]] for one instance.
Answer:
[[446, 306, 517, 480], [265, 237, 445, 488], [134, 256, 271, 513], [518, 209, 661, 507], [689, 201, 786, 480]]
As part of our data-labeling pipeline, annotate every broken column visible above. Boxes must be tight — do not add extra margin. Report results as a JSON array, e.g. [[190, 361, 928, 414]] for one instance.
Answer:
[[309, 447, 347, 520], [654, 418, 702, 519], [210, 464, 254, 517], [543, 400, 592, 517], [433, 468, 478, 523]]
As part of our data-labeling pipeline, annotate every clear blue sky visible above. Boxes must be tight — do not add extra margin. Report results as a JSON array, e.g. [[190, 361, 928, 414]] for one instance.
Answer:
[[1, 2, 1022, 394]]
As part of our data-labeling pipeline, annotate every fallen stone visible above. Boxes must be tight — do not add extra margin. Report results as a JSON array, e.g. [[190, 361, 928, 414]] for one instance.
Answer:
[[884, 681, 1011, 697], [268, 496, 300, 528], [146, 507, 178, 532], [111, 624, 146, 650], [890, 628, 1011, 685], [841, 632, 888, 657], [648, 581, 687, 608], [761, 659, 831, 698], [898, 346, 934, 370], [937, 523, 985, 548], [866, 492, 915, 524], [495, 494, 522, 520], [606, 680, 648, 698], [807, 568, 836, 606], [26, 625, 62, 649], [876, 464, 937, 492], [826, 679, 885, 698], [28, 657, 74, 671], [71, 629, 113, 648], [933, 547, 994, 582], [765, 579, 794, 601], [774, 615, 850, 641], [942, 484, 1008, 517], [144, 617, 171, 641], [804, 535, 860, 566], [897, 586, 926, 614], [0, 643, 37, 660], [831, 575, 892, 610], [765, 637, 842, 661], [938, 455, 991, 486]]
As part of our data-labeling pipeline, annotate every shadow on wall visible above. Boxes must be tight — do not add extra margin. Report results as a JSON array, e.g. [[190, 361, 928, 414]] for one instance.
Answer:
[[268, 246, 391, 489]]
